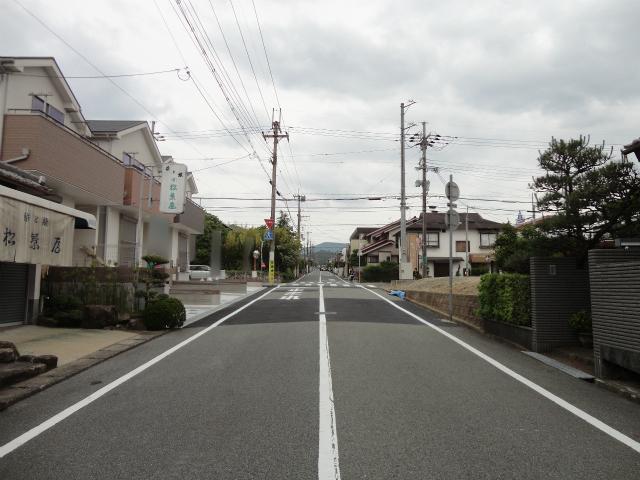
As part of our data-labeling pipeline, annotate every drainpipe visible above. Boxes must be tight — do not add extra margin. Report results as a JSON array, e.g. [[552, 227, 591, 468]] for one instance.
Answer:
[[4, 147, 30, 164], [0, 73, 9, 155]]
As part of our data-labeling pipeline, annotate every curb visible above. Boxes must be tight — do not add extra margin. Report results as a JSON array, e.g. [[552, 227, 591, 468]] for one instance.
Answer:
[[0, 330, 168, 412], [595, 379, 640, 406]]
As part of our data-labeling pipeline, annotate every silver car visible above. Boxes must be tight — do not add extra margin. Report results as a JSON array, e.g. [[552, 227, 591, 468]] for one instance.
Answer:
[[189, 265, 211, 281]]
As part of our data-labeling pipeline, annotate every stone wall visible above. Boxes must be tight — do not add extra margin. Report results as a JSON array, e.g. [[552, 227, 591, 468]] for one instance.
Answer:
[[405, 290, 482, 330]]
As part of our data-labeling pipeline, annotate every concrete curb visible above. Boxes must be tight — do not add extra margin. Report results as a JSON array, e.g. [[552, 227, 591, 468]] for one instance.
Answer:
[[402, 292, 640, 406], [0, 330, 168, 412]]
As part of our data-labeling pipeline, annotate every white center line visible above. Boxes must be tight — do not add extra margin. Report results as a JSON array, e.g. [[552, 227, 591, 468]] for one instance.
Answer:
[[0, 286, 280, 459], [318, 284, 341, 479], [359, 285, 640, 455]]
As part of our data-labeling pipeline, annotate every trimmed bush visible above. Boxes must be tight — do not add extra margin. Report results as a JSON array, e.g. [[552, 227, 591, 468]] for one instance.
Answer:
[[361, 261, 399, 282], [477, 273, 530, 326], [143, 295, 186, 330], [568, 310, 592, 333]]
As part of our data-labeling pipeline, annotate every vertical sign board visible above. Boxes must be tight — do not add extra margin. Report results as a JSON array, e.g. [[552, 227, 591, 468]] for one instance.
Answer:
[[268, 258, 275, 284], [0, 196, 74, 265], [160, 163, 188, 214]]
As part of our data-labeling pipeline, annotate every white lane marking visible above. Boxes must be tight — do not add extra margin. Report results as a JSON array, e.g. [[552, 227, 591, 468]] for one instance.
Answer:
[[318, 284, 341, 479], [0, 286, 280, 459], [358, 286, 640, 455], [281, 287, 302, 300], [366, 285, 376, 288]]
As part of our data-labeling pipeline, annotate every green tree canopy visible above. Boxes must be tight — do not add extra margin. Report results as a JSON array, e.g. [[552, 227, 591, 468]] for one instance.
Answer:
[[533, 136, 640, 261]]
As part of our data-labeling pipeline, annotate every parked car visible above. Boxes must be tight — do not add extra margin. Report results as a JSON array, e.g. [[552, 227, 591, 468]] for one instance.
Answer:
[[189, 265, 212, 281]]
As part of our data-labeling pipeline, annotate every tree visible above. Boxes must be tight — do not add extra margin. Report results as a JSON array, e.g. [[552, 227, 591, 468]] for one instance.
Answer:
[[273, 211, 301, 278], [533, 136, 640, 262]]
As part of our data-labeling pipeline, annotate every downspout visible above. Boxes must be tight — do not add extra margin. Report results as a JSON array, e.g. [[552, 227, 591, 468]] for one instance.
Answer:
[[4, 147, 30, 164], [0, 72, 9, 157]]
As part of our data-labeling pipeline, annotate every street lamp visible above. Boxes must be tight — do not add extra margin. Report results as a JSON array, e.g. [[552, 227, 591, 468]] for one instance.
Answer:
[[252, 249, 260, 278]]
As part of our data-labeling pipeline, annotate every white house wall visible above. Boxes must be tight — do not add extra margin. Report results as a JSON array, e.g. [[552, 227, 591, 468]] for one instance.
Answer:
[[1, 66, 84, 135]]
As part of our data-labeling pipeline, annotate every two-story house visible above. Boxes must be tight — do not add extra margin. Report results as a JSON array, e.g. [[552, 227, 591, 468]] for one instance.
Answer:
[[0, 56, 205, 324], [359, 212, 503, 277]]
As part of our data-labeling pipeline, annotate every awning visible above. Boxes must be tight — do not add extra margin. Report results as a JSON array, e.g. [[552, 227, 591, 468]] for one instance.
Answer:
[[0, 185, 96, 229]]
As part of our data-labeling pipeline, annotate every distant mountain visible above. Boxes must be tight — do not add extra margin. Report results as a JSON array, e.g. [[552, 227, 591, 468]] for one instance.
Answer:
[[314, 242, 346, 252]]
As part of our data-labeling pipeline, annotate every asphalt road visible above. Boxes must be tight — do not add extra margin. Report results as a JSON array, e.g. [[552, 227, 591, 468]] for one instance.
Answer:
[[1, 270, 639, 479]]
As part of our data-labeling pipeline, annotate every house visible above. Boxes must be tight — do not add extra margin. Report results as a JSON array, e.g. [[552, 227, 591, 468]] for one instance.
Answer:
[[358, 212, 503, 277], [0, 161, 96, 326], [0, 56, 205, 324]]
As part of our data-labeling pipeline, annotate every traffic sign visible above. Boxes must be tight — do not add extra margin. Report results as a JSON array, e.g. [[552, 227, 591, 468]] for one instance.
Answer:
[[264, 230, 274, 241], [445, 181, 460, 201], [264, 218, 274, 229], [445, 209, 460, 230]]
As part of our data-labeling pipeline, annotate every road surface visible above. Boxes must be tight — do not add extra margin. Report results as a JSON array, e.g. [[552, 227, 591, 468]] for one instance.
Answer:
[[1, 270, 639, 479]]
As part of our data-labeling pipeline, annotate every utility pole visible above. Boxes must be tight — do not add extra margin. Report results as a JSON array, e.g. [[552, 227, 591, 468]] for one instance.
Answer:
[[294, 192, 305, 278], [262, 110, 289, 284], [399, 101, 415, 280], [465, 205, 469, 275], [420, 121, 428, 278]]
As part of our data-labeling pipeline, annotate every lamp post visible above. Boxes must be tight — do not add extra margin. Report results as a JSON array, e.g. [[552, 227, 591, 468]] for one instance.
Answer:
[[252, 249, 259, 278]]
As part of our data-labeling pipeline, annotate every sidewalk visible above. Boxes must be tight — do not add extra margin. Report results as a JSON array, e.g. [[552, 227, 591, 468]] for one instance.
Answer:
[[0, 285, 264, 411]]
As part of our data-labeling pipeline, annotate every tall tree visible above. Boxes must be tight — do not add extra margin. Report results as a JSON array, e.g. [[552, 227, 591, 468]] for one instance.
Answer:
[[533, 136, 640, 261]]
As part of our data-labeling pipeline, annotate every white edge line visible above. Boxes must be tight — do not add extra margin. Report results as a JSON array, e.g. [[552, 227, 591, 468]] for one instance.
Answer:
[[358, 285, 640, 455], [0, 285, 280, 459], [318, 284, 341, 479]]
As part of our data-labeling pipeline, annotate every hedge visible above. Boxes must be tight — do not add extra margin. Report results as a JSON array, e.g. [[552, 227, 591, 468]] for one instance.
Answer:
[[361, 261, 399, 282], [478, 273, 530, 326]]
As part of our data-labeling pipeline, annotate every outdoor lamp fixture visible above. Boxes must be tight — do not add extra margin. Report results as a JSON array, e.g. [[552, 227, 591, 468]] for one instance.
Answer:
[[622, 137, 640, 161]]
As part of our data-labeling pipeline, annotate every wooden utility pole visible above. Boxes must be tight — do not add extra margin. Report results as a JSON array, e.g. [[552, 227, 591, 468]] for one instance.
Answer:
[[262, 111, 289, 284]]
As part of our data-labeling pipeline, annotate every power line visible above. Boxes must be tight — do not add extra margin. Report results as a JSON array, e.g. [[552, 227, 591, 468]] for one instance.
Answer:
[[10, 67, 187, 79], [228, 0, 271, 122], [251, 0, 280, 109]]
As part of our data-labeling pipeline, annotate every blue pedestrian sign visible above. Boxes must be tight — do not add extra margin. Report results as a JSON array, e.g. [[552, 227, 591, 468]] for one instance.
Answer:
[[264, 229, 273, 241]]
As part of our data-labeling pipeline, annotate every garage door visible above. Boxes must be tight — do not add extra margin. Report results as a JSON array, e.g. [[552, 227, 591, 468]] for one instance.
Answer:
[[433, 262, 450, 277], [0, 262, 29, 324]]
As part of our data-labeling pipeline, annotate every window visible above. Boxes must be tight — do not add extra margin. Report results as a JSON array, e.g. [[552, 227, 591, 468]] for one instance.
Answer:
[[423, 232, 439, 247], [456, 241, 470, 253], [122, 153, 134, 166], [31, 95, 45, 113], [46, 104, 64, 124], [367, 255, 379, 263], [480, 232, 497, 248]]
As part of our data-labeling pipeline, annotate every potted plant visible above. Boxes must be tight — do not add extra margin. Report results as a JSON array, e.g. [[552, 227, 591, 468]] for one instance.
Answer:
[[569, 310, 593, 348]]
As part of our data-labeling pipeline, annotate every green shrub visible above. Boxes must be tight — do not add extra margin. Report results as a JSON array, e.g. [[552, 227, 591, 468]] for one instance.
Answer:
[[361, 261, 399, 282], [568, 310, 591, 333], [477, 273, 530, 326], [45, 294, 82, 314], [52, 309, 85, 328], [143, 295, 186, 330]]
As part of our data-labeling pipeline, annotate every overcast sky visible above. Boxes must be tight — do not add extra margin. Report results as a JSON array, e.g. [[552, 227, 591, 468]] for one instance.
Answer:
[[3, 0, 639, 245]]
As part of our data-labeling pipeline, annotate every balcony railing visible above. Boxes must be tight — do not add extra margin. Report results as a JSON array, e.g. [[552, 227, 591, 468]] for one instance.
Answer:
[[1, 113, 125, 204]]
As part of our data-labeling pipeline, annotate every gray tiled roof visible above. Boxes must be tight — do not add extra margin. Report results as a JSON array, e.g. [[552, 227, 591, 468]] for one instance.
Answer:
[[86, 120, 147, 134]]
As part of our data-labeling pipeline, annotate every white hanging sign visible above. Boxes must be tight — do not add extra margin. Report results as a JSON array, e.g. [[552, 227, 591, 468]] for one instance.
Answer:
[[160, 162, 188, 214], [0, 196, 74, 265]]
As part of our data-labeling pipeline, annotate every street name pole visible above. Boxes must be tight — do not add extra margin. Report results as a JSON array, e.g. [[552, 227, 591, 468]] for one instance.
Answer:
[[262, 112, 289, 285]]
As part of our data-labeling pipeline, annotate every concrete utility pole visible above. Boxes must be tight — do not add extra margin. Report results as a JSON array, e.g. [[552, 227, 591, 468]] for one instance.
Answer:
[[420, 121, 428, 278], [399, 101, 415, 280], [465, 205, 469, 275], [262, 111, 289, 284], [294, 192, 305, 277]]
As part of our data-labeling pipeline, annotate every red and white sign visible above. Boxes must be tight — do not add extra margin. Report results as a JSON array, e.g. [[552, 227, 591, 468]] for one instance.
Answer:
[[264, 218, 274, 229]]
